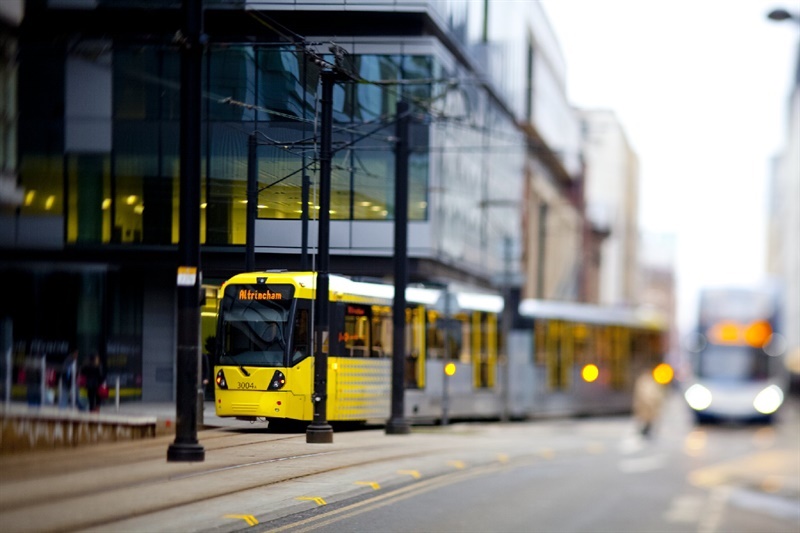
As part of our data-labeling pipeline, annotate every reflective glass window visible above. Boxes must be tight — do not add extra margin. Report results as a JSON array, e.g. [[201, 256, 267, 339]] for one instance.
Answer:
[[66, 153, 111, 243], [209, 46, 255, 122], [257, 47, 316, 121], [112, 46, 180, 245], [19, 155, 63, 218]]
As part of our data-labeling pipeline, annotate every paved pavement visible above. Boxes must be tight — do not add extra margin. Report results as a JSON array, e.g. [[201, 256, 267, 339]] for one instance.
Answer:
[[1, 393, 798, 533], [113, 399, 288, 434]]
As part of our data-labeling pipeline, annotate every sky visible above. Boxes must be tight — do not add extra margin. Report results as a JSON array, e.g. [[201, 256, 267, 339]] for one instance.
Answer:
[[539, 0, 799, 331]]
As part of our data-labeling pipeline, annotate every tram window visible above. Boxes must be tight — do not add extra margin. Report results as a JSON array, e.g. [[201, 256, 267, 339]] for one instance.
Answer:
[[220, 292, 291, 366], [477, 313, 491, 388], [534, 320, 547, 365], [595, 326, 610, 367], [371, 306, 392, 358], [405, 307, 423, 389], [457, 314, 471, 364], [429, 316, 461, 360], [573, 323, 589, 364], [699, 345, 768, 380], [426, 311, 445, 360], [343, 305, 371, 357], [291, 308, 309, 364]]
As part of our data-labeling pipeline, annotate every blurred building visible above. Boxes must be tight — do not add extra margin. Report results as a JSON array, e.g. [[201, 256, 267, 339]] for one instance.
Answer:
[[579, 109, 640, 307], [766, 32, 800, 387], [513, 8, 587, 301], [0, 1, 588, 402], [639, 231, 678, 360]]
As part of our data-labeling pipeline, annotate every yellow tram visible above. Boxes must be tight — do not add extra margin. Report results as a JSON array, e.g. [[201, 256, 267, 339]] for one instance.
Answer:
[[213, 271, 444, 425], [212, 270, 669, 427]]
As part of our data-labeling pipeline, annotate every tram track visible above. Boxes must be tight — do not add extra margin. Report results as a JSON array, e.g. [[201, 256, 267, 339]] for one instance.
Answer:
[[0, 427, 447, 533], [0, 429, 300, 481]]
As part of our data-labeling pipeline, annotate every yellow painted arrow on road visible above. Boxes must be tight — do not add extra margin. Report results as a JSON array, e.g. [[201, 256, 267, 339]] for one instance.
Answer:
[[397, 469, 421, 479], [355, 481, 381, 490], [224, 514, 258, 527]]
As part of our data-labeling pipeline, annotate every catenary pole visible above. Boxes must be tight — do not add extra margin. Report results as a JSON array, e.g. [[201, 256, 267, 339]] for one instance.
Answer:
[[246, 133, 257, 271], [386, 100, 411, 434], [168, 0, 205, 462], [306, 69, 335, 443]]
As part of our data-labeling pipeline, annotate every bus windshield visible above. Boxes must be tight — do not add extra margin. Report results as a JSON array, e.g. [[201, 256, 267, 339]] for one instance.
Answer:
[[218, 284, 294, 367], [697, 344, 769, 382]]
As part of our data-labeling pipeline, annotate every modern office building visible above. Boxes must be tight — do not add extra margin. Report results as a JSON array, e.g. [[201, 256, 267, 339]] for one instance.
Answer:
[[0, 1, 586, 402]]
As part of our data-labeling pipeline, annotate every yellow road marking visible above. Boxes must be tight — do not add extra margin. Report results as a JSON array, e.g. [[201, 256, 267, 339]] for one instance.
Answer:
[[355, 481, 381, 490], [397, 469, 421, 479], [497, 453, 509, 463], [224, 514, 258, 526], [448, 460, 466, 469], [539, 448, 555, 459], [296, 496, 327, 506]]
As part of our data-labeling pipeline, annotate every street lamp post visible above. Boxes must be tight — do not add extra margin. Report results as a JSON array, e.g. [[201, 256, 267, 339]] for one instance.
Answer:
[[168, 0, 205, 463], [767, 8, 800, 23], [246, 133, 257, 272]]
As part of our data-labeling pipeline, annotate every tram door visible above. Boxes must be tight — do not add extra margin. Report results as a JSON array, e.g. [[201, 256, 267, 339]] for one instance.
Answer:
[[534, 319, 572, 391], [404, 306, 426, 389], [472, 312, 497, 389]]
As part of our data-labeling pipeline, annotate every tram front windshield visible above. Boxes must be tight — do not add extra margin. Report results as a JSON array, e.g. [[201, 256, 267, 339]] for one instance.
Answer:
[[697, 344, 769, 382], [219, 284, 293, 367]]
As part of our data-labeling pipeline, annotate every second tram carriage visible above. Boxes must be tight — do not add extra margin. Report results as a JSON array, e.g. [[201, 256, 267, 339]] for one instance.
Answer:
[[213, 271, 668, 427], [683, 286, 787, 424]]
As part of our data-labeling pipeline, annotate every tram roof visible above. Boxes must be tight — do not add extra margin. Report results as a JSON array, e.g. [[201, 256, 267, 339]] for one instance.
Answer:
[[518, 299, 666, 329], [224, 271, 504, 312]]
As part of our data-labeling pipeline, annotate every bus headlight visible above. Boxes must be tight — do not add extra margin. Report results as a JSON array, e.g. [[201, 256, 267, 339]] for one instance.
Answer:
[[753, 385, 784, 415], [685, 384, 712, 411], [268, 370, 286, 391], [215, 369, 228, 389]]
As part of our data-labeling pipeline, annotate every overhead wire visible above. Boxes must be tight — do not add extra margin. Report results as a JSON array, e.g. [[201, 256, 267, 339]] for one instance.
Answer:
[[207, 9, 563, 198]]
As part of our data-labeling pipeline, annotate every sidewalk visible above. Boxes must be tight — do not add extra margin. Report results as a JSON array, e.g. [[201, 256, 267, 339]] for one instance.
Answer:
[[0, 399, 245, 453]]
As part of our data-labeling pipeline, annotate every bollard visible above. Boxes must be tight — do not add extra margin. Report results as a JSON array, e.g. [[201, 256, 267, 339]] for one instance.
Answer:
[[2, 319, 11, 405]]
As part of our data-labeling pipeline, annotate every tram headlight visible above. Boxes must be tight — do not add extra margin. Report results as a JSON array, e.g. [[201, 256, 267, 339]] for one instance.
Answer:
[[753, 385, 784, 415], [215, 369, 228, 389], [268, 370, 286, 391], [684, 384, 712, 411]]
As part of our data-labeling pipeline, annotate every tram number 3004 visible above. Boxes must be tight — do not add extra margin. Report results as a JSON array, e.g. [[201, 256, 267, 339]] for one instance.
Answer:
[[237, 382, 259, 390]]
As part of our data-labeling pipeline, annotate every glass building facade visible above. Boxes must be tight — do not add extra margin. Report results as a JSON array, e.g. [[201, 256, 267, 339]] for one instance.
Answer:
[[0, 1, 563, 403]]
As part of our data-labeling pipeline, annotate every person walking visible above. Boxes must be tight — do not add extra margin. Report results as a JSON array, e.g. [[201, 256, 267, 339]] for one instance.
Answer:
[[632, 367, 667, 438], [81, 352, 105, 413], [59, 348, 79, 408]]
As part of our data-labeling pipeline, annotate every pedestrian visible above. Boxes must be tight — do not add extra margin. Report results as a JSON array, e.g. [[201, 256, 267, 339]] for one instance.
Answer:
[[81, 352, 105, 413], [632, 367, 667, 438], [59, 347, 79, 408]]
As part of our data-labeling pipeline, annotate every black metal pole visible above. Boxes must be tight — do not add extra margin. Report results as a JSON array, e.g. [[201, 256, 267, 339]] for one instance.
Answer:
[[168, 0, 205, 462], [301, 173, 310, 271], [306, 70, 335, 443], [441, 290, 451, 426], [386, 100, 411, 434], [246, 133, 257, 271], [501, 236, 512, 422]]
